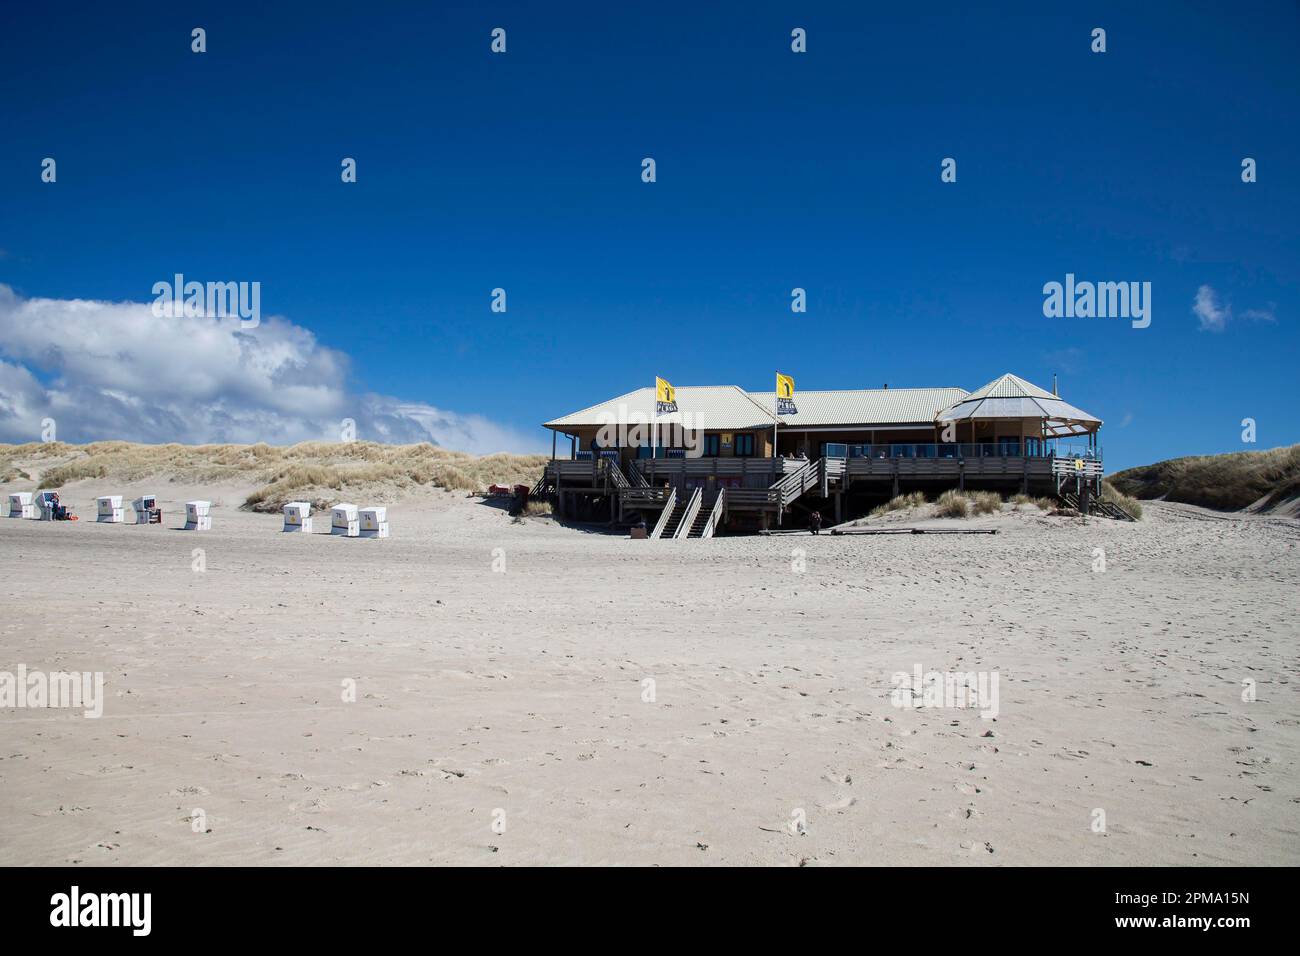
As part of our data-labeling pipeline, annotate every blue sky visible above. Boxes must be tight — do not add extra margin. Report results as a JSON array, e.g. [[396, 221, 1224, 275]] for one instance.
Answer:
[[1, 1, 1296, 469]]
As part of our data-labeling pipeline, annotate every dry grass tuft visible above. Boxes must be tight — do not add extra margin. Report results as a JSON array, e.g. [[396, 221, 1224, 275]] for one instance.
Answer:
[[1010, 493, 1053, 510], [934, 489, 969, 518], [869, 490, 926, 517]]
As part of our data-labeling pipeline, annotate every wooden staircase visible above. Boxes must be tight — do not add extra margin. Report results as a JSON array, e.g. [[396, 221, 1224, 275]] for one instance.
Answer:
[[658, 499, 690, 538], [1060, 491, 1137, 521], [770, 459, 824, 521], [687, 491, 719, 537]]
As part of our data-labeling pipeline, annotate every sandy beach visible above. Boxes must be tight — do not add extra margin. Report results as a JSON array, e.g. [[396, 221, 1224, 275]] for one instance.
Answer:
[[1, 477, 1296, 867]]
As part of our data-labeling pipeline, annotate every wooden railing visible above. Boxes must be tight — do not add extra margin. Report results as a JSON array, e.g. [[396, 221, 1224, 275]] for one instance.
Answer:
[[548, 460, 600, 482], [605, 459, 630, 490], [649, 488, 677, 540], [724, 489, 779, 508], [672, 487, 703, 540], [1052, 458, 1104, 478], [773, 459, 821, 506], [640, 457, 781, 484], [627, 462, 650, 487], [620, 487, 672, 508]]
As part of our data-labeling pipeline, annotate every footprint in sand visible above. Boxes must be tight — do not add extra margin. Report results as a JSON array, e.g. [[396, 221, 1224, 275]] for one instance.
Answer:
[[818, 794, 856, 810]]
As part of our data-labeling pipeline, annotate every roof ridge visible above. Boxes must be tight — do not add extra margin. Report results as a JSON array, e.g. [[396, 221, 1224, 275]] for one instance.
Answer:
[[544, 385, 649, 425], [733, 385, 781, 424]]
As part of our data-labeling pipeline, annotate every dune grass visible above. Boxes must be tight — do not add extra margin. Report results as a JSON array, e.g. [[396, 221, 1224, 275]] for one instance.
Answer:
[[869, 490, 926, 518], [1, 441, 548, 513], [933, 489, 968, 518], [862, 489, 1014, 522], [1010, 493, 1055, 511], [1101, 479, 1144, 520], [1108, 444, 1300, 513]]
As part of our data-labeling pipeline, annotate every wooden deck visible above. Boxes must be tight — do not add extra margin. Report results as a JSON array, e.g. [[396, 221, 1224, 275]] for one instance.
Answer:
[[542, 451, 1104, 530]]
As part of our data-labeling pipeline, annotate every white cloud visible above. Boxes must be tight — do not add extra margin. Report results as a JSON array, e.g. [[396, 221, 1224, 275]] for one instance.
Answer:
[[1193, 285, 1278, 333], [0, 284, 541, 453], [1193, 285, 1230, 332], [1241, 306, 1277, 323]]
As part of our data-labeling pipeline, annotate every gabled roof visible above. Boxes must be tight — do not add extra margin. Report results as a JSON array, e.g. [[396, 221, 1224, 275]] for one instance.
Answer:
[[544, 385, 777, 431], [544, 373, 1101, 435], [935, 373, 1101, 436], [963, 372, 1058, 402], [750, 387, 968, 426]]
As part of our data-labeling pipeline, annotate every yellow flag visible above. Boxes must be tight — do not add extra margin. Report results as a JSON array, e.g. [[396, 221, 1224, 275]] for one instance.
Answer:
[[776, 372, 797, 415], [655, 376, 678, 413]]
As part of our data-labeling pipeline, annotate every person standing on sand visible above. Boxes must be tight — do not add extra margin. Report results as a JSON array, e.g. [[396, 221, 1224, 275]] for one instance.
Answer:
[[809, 510, 822, 535]]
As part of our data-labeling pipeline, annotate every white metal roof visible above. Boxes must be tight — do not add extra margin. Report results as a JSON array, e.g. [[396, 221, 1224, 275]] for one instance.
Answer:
[[962, 372, 1058, 401], [937, 396, 1100, 423], [935, 374, 1102, 435], [544, 385, 777, 431], [545, 374, 1100, 433], [749, 387, 969, 426]]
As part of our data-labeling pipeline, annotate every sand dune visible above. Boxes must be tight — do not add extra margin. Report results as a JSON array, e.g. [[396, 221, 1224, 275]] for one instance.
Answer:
[[2, 461, 1297, 866]]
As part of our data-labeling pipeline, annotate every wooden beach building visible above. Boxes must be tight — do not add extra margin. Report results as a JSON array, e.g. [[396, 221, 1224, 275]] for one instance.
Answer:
[[538, 373, 1105, 536]]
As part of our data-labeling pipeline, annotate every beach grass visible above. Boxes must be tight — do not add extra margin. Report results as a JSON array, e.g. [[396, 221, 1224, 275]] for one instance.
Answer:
[[1108, 444, 1299, 513], [1101, 479, 1144, 520], [2, 441, 548, 513]]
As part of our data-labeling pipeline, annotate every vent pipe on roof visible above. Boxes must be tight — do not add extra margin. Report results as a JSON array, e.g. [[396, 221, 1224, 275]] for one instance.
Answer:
[[1052, 374, 1058, 396]]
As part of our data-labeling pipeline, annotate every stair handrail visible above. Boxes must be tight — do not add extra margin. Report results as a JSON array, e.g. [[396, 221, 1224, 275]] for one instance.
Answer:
[[605, 458, 629, 490], [649, 488, 677, 539], [627, 461, 650, 487], [700, 488, 726, 539], [769, 459, 815, 505], [672, 487, 703, 539]]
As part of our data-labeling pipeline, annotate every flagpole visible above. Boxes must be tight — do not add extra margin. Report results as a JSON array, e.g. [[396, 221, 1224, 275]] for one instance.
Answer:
[[773, 372, 779, 461]]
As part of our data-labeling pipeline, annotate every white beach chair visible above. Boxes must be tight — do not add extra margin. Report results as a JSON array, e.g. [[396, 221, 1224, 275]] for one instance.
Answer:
[[331, 503, 359, 537], [359, 506, 389, 538], [96, 495, 125, 523], [34, 492, 58, 521], [8, 492, 34, 519], [184, 500, 212, 531], [132, 495, 161, 524], [283, 501, 313, 533]]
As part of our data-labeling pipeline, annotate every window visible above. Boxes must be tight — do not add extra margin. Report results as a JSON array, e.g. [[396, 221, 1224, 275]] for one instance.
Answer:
[[734, 433, 755, 457], [703, 434, 720, 456]]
